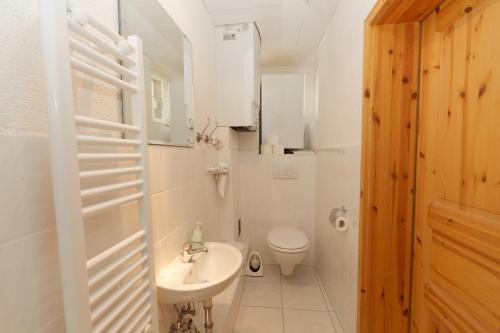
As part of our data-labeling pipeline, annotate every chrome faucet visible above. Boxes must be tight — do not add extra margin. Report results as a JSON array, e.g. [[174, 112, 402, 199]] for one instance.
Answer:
[[181, 243, 208, 263]]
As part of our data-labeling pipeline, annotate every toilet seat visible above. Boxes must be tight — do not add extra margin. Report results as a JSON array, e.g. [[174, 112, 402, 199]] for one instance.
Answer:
[[267, 227, 310, 254]]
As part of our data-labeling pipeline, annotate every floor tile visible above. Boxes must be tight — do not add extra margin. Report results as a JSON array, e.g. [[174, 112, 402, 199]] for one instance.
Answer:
[[330, 312, 344, 333], [321, 286, 335, 312], [281, 266, 319, 285], [240, 282, 282, 308], [246, 264, 281, 283], [234, 306, 283, 333], [283, 309, 336, 333], [282, 284, 327, 311]]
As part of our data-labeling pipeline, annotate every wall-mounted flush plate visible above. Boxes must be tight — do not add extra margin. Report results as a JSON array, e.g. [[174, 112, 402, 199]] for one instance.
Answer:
[[272, 160, 299, 179]]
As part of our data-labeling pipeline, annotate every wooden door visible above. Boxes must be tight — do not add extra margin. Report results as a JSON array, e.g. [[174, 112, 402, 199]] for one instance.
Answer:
[[411, 1, 500, 332]]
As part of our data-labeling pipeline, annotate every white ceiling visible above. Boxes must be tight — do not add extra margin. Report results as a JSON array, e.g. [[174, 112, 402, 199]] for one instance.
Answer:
[[202, 0, 341, 67]]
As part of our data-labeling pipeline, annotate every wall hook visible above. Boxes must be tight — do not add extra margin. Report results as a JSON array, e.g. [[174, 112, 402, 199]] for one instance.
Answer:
[[204, 122, 219, 143], [196, 118, 210, 143]]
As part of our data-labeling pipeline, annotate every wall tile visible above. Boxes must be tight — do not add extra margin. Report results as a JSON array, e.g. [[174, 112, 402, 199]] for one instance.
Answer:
[[240, 153, 317, 265], [315, 148, 362, 333], [84, 201, 140, 259], [0, 229, 63, 333], [301, 226, 316, 266], [254, 226, 275, 265], [154, 221, 194, 275], [148, 145, 168, 194], [151, 192, 168, 243], [0, 135, 55, 244]]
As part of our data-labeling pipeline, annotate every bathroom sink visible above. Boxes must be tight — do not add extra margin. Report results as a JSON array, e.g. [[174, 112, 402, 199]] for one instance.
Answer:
[[156, 242, 243, 305]]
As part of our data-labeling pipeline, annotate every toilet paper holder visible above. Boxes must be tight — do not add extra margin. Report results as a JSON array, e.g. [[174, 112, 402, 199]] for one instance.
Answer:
[[329, 206, 347, 225]]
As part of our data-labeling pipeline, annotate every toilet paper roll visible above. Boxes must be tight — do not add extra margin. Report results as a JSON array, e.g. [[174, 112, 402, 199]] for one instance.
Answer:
[[261, 144, 273, 155], [334, 216, 348, 232]]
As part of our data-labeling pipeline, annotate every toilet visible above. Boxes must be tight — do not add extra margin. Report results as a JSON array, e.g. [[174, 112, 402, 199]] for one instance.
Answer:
[[266, 227, 310, 276]]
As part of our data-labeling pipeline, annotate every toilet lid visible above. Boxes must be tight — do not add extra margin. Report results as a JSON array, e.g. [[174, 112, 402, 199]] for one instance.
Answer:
[[267, 228, 309, 250]]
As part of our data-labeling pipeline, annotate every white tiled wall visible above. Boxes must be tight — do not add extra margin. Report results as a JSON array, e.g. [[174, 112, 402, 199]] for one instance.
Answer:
[[150, 146, 220, 267], [315, 147, 361, 333], [239, 152, 316, 265], [0, 0, 224, 332], [149, 145, 226, 331], [311, 1, 377, 332]]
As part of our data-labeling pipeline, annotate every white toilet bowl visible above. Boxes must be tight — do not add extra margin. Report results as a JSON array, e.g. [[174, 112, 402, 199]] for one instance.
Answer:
[[266, 227, 310, 276]]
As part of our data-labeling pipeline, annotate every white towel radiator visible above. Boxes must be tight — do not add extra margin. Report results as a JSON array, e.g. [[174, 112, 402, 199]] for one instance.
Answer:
[[39, 0, 159, 332]]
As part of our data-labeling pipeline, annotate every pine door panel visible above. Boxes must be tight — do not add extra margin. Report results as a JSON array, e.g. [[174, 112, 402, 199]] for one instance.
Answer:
[[426, 204, 500, 332], [412, 0, 500, 332]]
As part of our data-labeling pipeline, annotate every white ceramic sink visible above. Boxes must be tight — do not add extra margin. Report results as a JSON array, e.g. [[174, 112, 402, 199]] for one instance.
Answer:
[[156, 242, 243, 305]]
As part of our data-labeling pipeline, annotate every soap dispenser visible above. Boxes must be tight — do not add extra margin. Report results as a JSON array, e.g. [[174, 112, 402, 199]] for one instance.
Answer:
[[190, 222, 204, 249]]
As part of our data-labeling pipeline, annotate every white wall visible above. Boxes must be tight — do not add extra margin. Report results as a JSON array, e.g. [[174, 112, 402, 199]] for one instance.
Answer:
[[0, 0, 223, 331], [311, 0, 375, 150], [311, 1, 376, 333], [239, 153, 316, 266]]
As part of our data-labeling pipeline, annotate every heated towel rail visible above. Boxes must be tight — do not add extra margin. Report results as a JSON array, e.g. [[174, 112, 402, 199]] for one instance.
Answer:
[[39, 0, 159, 332]]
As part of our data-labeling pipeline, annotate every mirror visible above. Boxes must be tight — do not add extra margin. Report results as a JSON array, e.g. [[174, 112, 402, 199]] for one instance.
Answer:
[[119, 0, 194, 147]]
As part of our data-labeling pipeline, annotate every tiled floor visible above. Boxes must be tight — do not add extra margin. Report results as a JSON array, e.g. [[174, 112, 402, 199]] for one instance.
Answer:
[[234, 265, 343, 333]]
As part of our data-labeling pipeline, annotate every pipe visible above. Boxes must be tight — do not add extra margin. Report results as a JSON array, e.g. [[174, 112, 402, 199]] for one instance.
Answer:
[[203, 299, 214, 333]]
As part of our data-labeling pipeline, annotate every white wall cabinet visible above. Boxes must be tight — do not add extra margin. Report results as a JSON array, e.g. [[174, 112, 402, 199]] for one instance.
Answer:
[[262, 74, 305, 149], [215, 23, 260, 129]]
